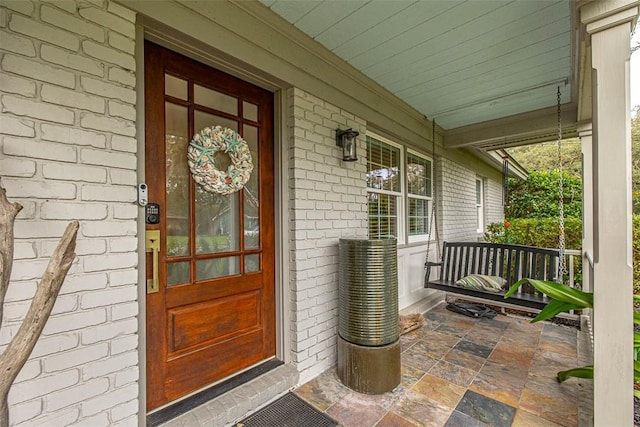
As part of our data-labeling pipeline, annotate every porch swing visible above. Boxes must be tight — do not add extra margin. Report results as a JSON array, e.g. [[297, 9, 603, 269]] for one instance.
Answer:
[[423, 87, 567, 311]]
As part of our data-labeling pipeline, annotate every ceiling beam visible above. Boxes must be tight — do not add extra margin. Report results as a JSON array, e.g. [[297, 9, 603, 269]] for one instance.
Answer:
[[443, 104, 578, 149]]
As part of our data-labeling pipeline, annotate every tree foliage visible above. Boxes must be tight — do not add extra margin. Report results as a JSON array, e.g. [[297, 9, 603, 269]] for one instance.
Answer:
[[508, 138, 582, 179], [505, 170, 582, 219], [485, 217, 582, 250]]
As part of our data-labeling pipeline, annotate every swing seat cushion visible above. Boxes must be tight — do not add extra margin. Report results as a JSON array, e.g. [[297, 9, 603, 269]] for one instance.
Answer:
[[455, 274, 505, 293]]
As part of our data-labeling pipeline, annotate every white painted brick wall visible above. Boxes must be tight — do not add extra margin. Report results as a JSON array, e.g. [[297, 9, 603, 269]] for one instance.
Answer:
[[287, 88, 367, 383], [437, 157, 481, 242], [485, 176, 504, 227], [0, 1, 139, 425], [435, 158, 503, 242]]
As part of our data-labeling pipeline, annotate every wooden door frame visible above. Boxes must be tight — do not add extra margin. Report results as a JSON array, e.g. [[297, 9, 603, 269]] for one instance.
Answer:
[[135, 35, 291, 417]]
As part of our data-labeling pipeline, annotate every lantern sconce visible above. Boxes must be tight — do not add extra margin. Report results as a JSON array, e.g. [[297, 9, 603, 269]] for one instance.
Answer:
[[335, 128, 359, 162]]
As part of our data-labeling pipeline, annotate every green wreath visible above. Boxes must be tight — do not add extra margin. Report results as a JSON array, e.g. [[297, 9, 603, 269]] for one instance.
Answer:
[[187, 126, 253, 195]]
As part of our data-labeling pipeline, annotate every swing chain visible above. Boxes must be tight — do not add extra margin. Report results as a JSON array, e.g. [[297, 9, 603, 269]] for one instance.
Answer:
[[425, 119, 437, 265], [557, 86, 568, 278]]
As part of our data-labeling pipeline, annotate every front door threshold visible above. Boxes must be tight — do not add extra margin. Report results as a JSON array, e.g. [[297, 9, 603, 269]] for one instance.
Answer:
[[149, 361, 298, 427]]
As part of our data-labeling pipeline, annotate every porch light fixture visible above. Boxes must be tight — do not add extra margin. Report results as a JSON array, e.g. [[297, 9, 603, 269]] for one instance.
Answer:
[[336, 128, 359, 162]]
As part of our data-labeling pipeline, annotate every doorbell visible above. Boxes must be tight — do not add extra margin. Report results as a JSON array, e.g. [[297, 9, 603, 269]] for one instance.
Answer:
[[138, 183, 148, 206]]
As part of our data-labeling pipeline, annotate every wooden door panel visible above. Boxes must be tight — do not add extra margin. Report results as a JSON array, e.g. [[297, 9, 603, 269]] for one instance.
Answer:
[[169, 291, 260, 353], [145, 41, 275, 411], [165, 331, 265, 399], [165, 274, 262, 308]]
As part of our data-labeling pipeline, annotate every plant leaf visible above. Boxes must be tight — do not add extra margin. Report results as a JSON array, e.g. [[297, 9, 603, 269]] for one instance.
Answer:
[[506, 279, 593, 308], [557, 365, 593, 383], [531, 299, 582, 323], [634, 389, 640, 399], [504, 278, 530, 298], [634, 360, 640, 382], [635, 311, 640, 326]]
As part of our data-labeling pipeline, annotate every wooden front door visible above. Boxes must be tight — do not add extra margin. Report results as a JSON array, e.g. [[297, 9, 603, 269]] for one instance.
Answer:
[[144, 42, 275, 411]]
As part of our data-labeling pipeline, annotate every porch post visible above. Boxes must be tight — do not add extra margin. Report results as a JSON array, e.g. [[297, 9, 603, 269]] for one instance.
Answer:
[[578, 123, 593, 296], [581, 2, 638, 425], [579, 123, 594, 340]]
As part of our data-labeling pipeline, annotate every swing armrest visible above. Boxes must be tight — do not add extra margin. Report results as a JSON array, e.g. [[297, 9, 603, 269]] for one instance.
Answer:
[[424, 261, 442, 268]]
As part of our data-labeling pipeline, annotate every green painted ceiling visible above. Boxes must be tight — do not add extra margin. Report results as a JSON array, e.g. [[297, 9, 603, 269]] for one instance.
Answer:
[[260, 0, 572, 130]]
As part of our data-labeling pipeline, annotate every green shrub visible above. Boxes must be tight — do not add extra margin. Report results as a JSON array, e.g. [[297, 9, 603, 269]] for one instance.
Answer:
[[484, 217, 582, 250], [506, 171, 582, 219], [634, 214, 640, 296]]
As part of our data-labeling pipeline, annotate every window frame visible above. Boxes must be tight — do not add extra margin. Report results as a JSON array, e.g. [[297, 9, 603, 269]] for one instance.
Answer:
[[366, 132, 434, 245], [476, 177, 485, 233], [366, 133, 405, 243], [406, 148, 433, 244]]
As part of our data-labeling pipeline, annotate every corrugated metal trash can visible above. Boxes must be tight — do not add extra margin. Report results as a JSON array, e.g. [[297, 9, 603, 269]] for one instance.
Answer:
[[337, 238, 401, 394]]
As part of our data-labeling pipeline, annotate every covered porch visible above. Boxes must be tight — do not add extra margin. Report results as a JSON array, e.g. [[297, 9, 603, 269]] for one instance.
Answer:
[[0, 0, 637, 425]]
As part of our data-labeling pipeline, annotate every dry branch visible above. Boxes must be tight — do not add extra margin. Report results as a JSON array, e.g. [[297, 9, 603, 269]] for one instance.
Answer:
[[0, 181, 23, 322], [0, 181, 78, 427]]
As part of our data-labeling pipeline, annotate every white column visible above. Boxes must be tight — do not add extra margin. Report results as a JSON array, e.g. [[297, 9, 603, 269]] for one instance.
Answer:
[[582, 2, 637, 425], [578, 123, 593, 295]]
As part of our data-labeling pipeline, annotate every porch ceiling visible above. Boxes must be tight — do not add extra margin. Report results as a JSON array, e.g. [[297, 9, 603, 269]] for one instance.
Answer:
[[259, 0, 577, 147]]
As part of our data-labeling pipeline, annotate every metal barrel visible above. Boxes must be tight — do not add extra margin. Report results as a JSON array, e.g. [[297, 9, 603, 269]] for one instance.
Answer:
[[338, 238, 399, 346]]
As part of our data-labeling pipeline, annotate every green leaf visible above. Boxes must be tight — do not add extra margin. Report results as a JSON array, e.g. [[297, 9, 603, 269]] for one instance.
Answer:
[[634, 311, 640, 326], [504, 278, 530, 298], [634, 360, 640, 382], [634, 389, 640, 399], [505, 279, 593, 308], [634, 294, 640, 302], [531, 299, 582, 323], [557, 365, 593, 383]]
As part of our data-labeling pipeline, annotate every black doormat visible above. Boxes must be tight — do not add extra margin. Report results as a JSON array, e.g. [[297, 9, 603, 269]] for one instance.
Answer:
[[237, 393, 337, 427]]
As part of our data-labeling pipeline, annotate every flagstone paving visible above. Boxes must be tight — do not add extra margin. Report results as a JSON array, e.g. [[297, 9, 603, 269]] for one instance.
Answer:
[[294, 303, 592, 427]]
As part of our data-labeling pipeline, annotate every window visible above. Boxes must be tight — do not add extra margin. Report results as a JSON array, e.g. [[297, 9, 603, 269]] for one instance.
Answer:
[[366, 135, 402, 240], [476, 178, 484, 233], [366, 133, 433, 244], [407, 151, 432, 242]]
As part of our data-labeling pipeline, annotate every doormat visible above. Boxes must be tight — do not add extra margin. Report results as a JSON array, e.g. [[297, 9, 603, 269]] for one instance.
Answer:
[[237, 393, 337, 427]]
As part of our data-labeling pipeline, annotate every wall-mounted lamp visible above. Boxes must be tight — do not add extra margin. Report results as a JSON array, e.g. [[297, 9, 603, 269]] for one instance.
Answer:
[[336, 128, 359, 162]]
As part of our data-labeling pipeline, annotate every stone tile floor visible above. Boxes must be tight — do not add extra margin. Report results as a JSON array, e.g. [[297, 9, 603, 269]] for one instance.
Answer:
[[293, 303, 592, 427]]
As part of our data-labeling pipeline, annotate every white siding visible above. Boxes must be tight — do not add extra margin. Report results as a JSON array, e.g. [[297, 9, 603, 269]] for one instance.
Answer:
[[287, 88, 367, 383], [0, 1, 138, 425]]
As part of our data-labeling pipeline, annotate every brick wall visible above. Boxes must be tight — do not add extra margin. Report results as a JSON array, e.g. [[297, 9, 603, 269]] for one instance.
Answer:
[[0, 1, 139, 425], [485, 176, 504, 227], [437, 157, 501, 242], [286, 88, 367, 382]]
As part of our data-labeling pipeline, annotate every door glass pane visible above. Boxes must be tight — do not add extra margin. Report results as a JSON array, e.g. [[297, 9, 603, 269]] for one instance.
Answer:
[[243, 124, 260, 250], [196, 256, 240, 280], [194, 110, 238, 133], [195, 186, 239, 254], [243, 101, 258, 121], [194, 84, 237, 115], [165, 74, 187, 100], [167, 262, 190, 286], [165, 102, 190, 256], [245, 254, 260, 273]]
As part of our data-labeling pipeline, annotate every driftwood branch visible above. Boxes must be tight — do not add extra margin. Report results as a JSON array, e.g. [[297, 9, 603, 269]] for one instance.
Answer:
[[0, 180, 78, 427], [0, 181, 23, 322]]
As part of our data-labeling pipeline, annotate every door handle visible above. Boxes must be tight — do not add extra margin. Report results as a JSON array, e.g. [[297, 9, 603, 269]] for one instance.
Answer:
[[146, 230, 160, 294]]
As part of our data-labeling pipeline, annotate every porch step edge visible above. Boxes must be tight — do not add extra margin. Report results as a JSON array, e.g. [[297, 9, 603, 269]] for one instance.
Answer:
[[159, 363, 299, 427]]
